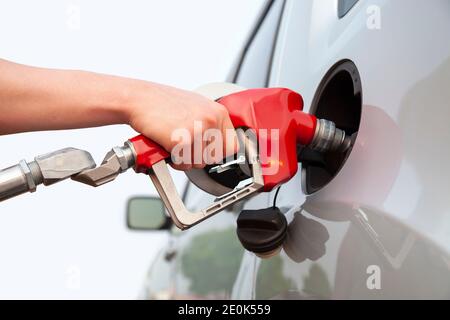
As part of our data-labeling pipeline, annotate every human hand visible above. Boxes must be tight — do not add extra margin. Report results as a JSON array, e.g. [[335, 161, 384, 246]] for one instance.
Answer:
[[126, 82, 238, 170]]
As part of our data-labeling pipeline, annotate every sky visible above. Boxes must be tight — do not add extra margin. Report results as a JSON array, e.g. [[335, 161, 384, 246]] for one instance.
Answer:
[[0, 0, 263, 299]]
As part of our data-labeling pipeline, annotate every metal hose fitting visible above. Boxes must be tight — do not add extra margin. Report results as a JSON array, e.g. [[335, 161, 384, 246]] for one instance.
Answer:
[[0, 148, 95, 202]]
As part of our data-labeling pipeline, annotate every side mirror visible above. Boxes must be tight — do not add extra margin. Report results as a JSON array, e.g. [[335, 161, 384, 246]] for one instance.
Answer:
[[127, 196, 172, 231]]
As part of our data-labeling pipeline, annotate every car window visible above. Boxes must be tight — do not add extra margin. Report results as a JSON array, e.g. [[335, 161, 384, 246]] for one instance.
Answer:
[[183, 182, 216, 212], [234, 0, 286, 88], [338, 0, 359, 18]]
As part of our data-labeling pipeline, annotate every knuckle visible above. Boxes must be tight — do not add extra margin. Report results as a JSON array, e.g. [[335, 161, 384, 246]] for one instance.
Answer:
[[167, 139, 181, 151], [193, 163, 206, 169], [203, 114, 218, 127], [171, 163, 192, 171]]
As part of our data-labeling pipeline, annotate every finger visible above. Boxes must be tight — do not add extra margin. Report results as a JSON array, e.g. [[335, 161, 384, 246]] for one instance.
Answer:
[[192, 125, 205, 169], [222, 116, 239, 158], [170, 162, 193, 171], [170, 142, 194, 171]]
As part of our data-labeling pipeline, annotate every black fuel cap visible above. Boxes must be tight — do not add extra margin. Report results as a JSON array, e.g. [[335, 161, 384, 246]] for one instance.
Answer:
[[236, 207, 288, 257]]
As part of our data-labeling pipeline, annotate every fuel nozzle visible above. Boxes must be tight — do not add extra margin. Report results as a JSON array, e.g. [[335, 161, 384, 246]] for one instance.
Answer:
[[291, 106, 351, 155]]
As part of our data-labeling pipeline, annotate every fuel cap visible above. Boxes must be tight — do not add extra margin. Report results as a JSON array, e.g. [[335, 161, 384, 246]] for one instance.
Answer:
[[236, 207, 288, 258]]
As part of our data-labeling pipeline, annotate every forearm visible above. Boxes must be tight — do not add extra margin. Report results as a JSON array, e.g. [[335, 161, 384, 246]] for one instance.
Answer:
[[0, 59, 237, 169], [0, 59, 140, 134]]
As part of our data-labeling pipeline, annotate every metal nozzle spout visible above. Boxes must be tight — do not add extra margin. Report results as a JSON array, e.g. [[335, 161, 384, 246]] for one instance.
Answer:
[[72, 143, 135, 187], [309, 119, 352, 153]]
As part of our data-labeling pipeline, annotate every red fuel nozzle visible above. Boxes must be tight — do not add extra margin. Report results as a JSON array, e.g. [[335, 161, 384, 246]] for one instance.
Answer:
[[217, 88, 350, 191], [125, 88, 350, 193]]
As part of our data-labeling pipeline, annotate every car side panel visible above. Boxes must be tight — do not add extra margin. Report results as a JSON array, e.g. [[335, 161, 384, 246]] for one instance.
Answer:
[[251, 0, 450, 299]]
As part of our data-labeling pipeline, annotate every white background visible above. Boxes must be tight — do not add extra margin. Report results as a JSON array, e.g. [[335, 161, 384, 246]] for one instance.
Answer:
[[0, 0, 262, 299]]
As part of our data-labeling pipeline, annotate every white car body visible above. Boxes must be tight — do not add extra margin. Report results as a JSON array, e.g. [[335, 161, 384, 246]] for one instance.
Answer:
[[142, 0, 450, 299]]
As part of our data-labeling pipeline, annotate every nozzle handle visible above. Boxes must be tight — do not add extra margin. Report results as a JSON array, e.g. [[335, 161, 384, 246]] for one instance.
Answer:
[[129, 135, 170, 173]]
